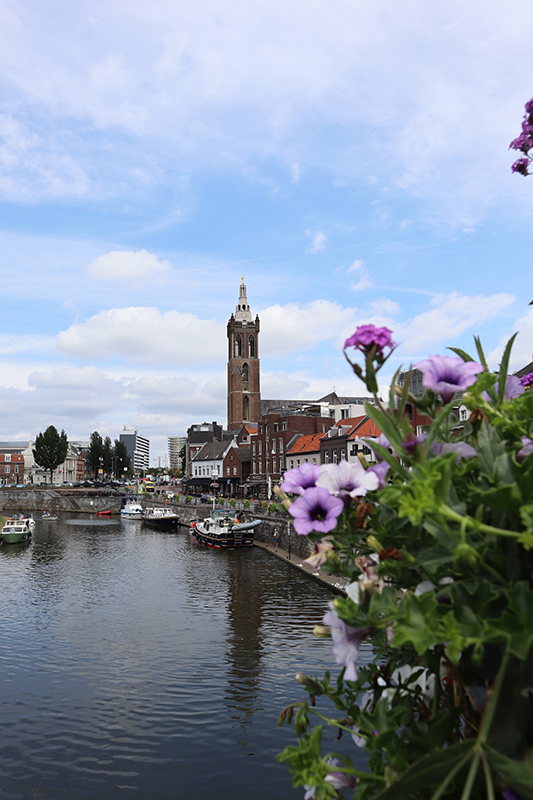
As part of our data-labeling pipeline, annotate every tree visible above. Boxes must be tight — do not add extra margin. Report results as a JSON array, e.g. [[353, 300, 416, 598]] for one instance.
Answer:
[[33, 426, 68, 484], [102, 436, 113, 474], [178, 444, 186, 475], [112, 439, 131, 477], [88, 431, 103, 478]]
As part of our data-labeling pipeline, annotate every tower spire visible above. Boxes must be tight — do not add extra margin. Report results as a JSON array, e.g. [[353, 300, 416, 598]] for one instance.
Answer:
[[235, 277, 252, 322]]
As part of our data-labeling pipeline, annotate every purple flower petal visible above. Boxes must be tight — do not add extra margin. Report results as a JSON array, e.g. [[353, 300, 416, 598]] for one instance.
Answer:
[[316, 461, 379, 497], [414, 355, 484, 404], [289, 487, 344, 536], [344, 324, 395, 355], [281, 463, 322, 495], [366, 461, 390, 488], [481, 375, 525, 402], [323, 601, 371, 682]]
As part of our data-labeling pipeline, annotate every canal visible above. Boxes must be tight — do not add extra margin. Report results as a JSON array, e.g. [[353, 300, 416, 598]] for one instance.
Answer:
[[0, 514, 370, 799]]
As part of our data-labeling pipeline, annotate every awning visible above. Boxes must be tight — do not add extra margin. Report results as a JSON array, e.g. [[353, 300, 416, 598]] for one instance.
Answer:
[[183, 477, 216, 487]]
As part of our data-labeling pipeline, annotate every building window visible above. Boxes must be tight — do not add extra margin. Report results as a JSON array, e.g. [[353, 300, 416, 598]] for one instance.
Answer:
[[233, 466, 237, 475], [235, 334, 242, 357], [248, 335, 255, 357], [333, 449, 338, 463], [290, 460, 294, 469], [341, 408, 349, 419], [460, 409, 467, 421], [297, 459, 300, 466], [340, 450, 346, 461], [252, 442, 256, 454], [226, 466, 230, 475], [14, 465, 18, 473], [272, 439, 276, 452], [259, 441, 262, 455], [282, 421, 288, 431], [324, 452, 330, 463], [242, 362, 249, 382], [5, 466, 9, 474], [312, 457, 316, 464]]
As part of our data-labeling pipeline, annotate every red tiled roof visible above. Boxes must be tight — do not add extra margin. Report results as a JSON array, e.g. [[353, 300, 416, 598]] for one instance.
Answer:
[[286, 433, 324, 455]]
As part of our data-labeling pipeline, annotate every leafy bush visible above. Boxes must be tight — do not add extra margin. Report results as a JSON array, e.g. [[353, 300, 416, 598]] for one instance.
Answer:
[[230, 498, 236, 507], [243, 499, 250, 510], [276, 327, 533, 800]]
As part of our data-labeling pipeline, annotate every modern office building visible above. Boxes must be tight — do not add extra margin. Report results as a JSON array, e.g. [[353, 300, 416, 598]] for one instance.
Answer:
[[168, 436, 186, 471], [119, 428, 150, 473]]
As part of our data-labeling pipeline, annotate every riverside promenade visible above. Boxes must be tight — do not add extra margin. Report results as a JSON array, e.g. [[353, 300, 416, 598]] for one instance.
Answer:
[[254, 538, 348, 596]]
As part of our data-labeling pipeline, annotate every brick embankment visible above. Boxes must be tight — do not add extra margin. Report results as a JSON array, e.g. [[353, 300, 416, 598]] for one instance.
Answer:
[[253, 539, 348, 596]]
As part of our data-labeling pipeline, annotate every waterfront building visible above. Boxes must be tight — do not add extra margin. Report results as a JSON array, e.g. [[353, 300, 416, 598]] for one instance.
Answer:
[[285, 433, 324, 471], [227, 278, 261, 430], [249, 414, 335, 496], [320, 416, 381, 465], [119, 428, 150, 474], [188, 439, 235, 492], [222, 445, 251, 496]]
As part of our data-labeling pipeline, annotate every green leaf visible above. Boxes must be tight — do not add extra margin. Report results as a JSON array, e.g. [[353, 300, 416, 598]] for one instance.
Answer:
[[476, 421, 506, 478], [392, 593, 438, 655], [485, 746, 533, 800], [447, 346, 475, 363], [373, 740, 475, 800], [497, 332, 518, 406]]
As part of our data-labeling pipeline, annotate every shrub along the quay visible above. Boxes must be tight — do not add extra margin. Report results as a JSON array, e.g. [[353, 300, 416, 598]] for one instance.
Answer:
[[276, 325, 533, 800]]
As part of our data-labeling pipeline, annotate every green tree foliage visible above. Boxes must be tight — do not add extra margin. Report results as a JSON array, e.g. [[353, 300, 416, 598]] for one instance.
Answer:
[[102, 436, 113, 474], [113, 439, 131, 477], [33, 426, 68, 483], [88, 431, 103, 478]]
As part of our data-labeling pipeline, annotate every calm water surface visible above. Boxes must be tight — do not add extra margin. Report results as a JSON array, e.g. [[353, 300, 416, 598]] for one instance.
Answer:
[[0, 514, 370, 799]]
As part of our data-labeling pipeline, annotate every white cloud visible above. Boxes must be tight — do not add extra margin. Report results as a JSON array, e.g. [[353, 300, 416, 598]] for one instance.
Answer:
[[350, 274, 374, 292], [487, 308, 533, 372], [56, 308, 226, 365], [306, 231, 327, 253], [369, 298, 401, 317], [259, 300, 355, 357], [87, 250, 172, 282], [395, 292, 516, 355], [347, 259, 364, 273]]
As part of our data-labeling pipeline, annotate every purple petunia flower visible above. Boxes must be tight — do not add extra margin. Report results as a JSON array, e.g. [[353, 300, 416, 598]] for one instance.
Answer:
[[323, 601, 372, 682], [289, 487, 344, 536], [501, 789, 525, 800], [520, 371, 533, 389], [364, 433, 392, 461], [316, 460, 379, 497], [481, 375, 525, 402], [324, 759, 357, 791], [281, 463, 321, 495], [301, 539, 334, 570], [402, 432, 427, 455], [366, 461, 390, 488], [344, 324, 395, 355], [303, 785, 316, 800], [432, 442, 477, 462], [517, 436, 533, 462], [414, 355, 484, 404]]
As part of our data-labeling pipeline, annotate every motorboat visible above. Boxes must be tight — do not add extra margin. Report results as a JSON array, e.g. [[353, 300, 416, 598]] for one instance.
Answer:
[[141, 507, 180, 529], [1, 515, 36, 544], [120, 499, 143, 519], [191, 509, 260, 549], [41, 510, 58, 520]]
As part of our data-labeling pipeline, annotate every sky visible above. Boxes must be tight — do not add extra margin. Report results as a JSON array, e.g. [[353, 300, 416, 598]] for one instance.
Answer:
[[1, 0, 533, 466]]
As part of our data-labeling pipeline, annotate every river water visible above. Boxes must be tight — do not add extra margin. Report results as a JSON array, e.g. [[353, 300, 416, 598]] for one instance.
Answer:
[[0, 514, 371, 799]]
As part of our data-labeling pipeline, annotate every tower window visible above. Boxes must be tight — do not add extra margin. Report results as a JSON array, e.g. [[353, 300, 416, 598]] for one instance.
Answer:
[[235, 334, 242, 357], [242, 362, 249, 382], [248, 335, 255, 357]]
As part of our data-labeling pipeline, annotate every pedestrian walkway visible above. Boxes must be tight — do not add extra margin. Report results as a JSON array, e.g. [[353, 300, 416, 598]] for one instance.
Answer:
[[254, 539, 348, 596]]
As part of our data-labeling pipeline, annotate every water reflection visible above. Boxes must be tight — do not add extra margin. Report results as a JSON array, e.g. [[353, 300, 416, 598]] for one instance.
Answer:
[[0, 514, 340, 799]]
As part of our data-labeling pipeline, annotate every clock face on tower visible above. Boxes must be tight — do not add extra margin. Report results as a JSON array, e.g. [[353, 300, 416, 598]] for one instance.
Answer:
[[227, 280, 261, 430]]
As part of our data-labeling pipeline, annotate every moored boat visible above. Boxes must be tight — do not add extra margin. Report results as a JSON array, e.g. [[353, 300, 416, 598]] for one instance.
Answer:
[[41, 510, 58, 520], [1, 515, 35, 544], [191, 509, 260, 548], [142, 507, 180, 528], [120, 499, 143, 519]]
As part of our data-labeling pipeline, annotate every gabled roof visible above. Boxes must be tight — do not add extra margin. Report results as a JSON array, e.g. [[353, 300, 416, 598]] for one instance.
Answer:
[[286, 433, 324, 456], [191, 440, 232, 462]]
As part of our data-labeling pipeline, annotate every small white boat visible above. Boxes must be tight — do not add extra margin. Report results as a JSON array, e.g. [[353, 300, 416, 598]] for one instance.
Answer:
[[192, 509, 260, 549], [142, 507, 180, 528], [121, 499, 143, 519], [1, 515, 36, 544], [41, 511, 58, 520]]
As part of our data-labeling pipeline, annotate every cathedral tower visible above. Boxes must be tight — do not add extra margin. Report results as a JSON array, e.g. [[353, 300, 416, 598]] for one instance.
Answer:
[[227, 279, 261, 430]]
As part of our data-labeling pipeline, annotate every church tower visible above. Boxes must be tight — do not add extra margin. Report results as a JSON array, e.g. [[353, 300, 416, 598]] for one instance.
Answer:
[[227, 278, 261, 431]]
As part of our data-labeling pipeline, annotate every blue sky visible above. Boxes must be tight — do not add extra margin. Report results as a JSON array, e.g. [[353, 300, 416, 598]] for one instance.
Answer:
[[1, 0, 533, 465]]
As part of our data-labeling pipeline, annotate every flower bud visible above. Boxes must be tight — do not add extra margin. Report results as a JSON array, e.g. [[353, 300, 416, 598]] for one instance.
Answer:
[[454, 542, 479, 567], [313, 624, 332, 638], [367, 534, 383, 553]]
